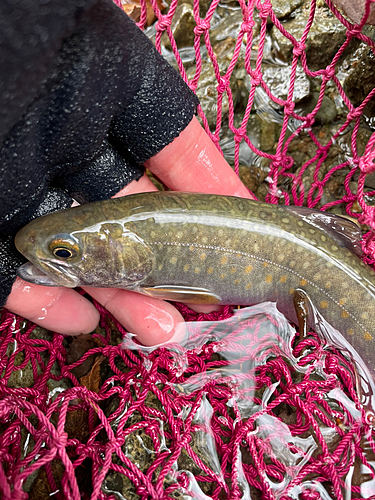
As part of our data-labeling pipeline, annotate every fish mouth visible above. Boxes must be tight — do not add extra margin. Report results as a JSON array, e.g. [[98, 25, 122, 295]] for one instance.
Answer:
[[17, 262, 77, 287]]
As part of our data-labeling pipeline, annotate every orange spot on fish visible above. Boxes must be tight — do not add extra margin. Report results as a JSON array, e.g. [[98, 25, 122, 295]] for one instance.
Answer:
[[245, 265, 253, 274], [280, 275, 287, 283], [200, 253, 206, 261], [230, 268, 236, 274], [320, 300, 329, 309], [263, 262, 269, 268], [347, 329, 354, 335], [300, 279, 307, 286], [207, 267, 214, 274], [265, 274, 273, 284], [221, 256, 228, 265], [364, 332, 373, 341], [341, 311, 350, 319]]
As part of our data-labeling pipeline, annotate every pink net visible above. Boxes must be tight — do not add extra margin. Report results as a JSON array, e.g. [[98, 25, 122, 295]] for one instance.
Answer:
[[2, 0, 375, 498]]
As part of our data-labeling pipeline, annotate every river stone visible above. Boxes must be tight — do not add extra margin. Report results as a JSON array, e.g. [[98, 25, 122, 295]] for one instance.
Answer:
[[210, 9, 252, 45], [186, 62, 237, 128], [271, 0, 305, 19], [262, 63, 310, 103], [271, 0, 347, 70], [296, 92, 337, 124], [343, 44, 375, 122], [164, 3, 196, 49]]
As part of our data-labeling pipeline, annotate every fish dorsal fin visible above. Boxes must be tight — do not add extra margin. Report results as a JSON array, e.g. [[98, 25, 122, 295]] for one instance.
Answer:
[[140, 285, 221, 305], [286, 206, 363, 257]]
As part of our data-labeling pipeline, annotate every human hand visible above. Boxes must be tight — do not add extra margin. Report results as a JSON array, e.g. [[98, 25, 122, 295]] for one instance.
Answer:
[[6, 117, 253, 345]]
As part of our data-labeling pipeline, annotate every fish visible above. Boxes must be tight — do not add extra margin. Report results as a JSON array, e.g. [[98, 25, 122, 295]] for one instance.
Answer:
[[15, 191, 375, 375]]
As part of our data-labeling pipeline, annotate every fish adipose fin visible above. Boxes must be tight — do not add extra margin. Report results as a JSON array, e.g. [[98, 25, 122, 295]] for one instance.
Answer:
[[286, 206, 363, 257], [140, 285, 222, 304]]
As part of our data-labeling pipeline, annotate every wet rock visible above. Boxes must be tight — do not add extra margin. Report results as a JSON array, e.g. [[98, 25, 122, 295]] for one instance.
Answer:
[[296, 92, 337, 124], [250, 63, 311, 109], [103, 471, 140, 500], [187, 62, 239, 128], [120, 0, 168, 26], [165, 3, 196, 49], [240, 164, 269, 194], [343, 44, 375, 122], [271, 1, 347, 70], [210, 9, 252, 46], [271, 0, 305, 19], [28, 460, 65, 500], [65, 334, 97, 379], [177, 430, 217, 497]]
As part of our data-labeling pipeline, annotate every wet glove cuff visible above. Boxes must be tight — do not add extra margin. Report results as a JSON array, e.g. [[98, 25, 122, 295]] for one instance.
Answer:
[[58, 140, 144, 204], [0, 233, 27, 308]]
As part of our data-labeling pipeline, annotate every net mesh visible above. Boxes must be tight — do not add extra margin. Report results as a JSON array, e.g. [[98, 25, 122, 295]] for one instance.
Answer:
[[2, 0, 375, 498]]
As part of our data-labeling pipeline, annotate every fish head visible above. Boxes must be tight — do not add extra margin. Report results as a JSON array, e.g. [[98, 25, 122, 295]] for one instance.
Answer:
[[15, 211, 155, 288]]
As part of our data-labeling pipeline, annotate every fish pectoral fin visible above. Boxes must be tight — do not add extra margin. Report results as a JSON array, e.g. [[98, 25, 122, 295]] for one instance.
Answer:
[[139, 285, 222, 304], [293, 289, 310, 338]]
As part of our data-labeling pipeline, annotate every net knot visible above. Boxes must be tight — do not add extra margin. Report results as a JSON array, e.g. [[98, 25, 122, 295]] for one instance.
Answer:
[[155, 17, 171, 31], [359, 156, 375, 175], [250, 71, 262, 87], [241, 20, 255, 33], [272, 154, 286, 168], [323, 455, 337, 465], [325, 354, 339, 372], [284, 101, 295, 115], [54, 430, 68, 449], [217, 77, 230, 94], [322, 67, 336, 83], [194, 19, 211, 36], [303, 115, 315, 128], [346, 24, 363, 38], [234, 129, 246, 142], [301, 489, 321, 500], [360, 219, 375, 250], [292, 43, 306, 58], [258, 1, 272, 20], [347, 108, 363, 121], [108, 437, 125, 451]]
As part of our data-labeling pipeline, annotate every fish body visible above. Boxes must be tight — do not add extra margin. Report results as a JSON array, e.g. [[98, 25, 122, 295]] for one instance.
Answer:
[[15, 191, 375, 374]]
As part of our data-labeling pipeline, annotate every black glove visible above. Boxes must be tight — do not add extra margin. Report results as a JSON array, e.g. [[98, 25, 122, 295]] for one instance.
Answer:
[[0, 0, 199, 306]]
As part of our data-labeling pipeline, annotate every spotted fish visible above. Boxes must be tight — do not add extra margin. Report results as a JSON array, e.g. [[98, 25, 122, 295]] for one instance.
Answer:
[[15, 191, 375, 374]]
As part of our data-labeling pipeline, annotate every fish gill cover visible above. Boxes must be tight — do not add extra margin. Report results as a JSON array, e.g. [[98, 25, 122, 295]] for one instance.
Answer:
[[2, 0, 375, 499]]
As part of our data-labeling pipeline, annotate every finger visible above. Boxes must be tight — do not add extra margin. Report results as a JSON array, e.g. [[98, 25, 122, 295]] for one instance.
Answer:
[[112, 171, 158, 198], [145, 116, 254, 199], [82, 287, 185, 346], [5, 277, 100, 335]]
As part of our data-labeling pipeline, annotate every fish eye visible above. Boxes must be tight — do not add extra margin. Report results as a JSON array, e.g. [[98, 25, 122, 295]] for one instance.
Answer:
[[49, 234, 79, 260], [53, 247, 75, 259]]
